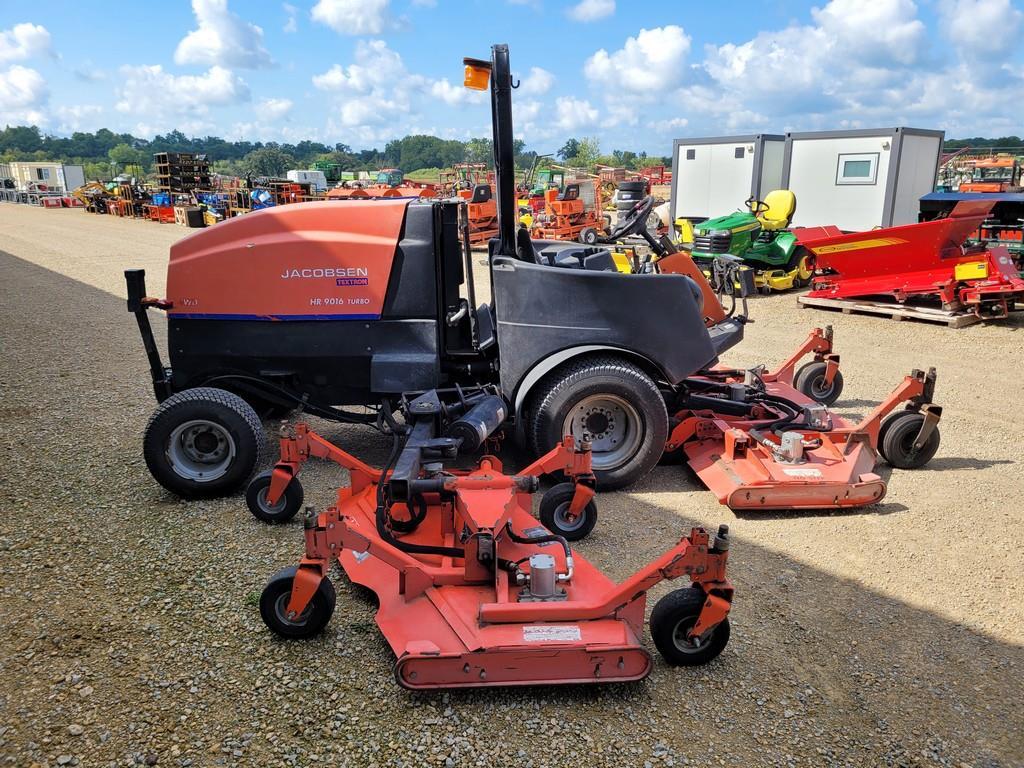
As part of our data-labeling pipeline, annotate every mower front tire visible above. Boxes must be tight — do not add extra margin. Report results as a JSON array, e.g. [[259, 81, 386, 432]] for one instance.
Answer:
[[538, 482, 597, 541], [879, 411, 940, 469], [528, 357, 668, 490], [260, 566, 335, 640], [650, 587, 730, 666], [143, 387, 266, 498], [794, 361, 844, 405], [246, 471, 304, 524]]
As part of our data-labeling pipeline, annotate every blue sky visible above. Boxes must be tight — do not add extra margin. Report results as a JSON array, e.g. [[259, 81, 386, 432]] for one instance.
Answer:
[[1, 0, 1022, 155]]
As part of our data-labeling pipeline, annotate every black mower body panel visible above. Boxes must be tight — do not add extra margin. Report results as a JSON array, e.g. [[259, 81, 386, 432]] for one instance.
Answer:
[[491, 255, 717, 398]]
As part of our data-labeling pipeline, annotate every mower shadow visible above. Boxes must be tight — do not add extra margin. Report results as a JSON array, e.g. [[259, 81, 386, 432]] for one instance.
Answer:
[[917, 455, 1015, 471]]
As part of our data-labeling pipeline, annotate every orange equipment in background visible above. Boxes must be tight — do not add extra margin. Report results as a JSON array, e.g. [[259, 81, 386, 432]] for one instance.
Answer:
[[530, 182, 606, 244], [458, 183, 499, 243]]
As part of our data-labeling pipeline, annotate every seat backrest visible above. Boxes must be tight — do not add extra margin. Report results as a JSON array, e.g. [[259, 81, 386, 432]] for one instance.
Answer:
[[558, 184, 580, 201], [471, 184, 492, 204], [758, 189, 796, 229]]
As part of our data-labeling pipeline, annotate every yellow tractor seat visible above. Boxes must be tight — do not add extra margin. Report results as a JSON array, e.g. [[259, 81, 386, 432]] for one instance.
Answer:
[[755, 189, 796, 231]]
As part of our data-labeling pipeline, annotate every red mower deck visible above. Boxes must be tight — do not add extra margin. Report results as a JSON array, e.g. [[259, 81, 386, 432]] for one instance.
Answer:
[[257, 390, 733, 689]]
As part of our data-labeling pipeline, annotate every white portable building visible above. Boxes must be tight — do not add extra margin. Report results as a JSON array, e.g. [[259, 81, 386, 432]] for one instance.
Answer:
[[286, 169, 328, 192], [782, 128, 943, 231], [669, 134, 785, 222]]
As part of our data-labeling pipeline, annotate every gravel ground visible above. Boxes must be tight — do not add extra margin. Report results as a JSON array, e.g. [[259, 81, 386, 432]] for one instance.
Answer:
[[1, 204, 1022, 768]]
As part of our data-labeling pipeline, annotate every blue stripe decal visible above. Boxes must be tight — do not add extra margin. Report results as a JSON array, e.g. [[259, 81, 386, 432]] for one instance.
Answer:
[[167, 312, 382, 321]]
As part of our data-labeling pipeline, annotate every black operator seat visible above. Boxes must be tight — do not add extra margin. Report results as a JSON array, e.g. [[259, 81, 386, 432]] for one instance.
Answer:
[[514, 227, 615, 271], [470, 184, 492, 203], [557, 184, 580, 202]]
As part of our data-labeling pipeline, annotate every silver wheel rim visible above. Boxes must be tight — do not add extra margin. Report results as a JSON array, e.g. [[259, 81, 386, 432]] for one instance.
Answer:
[[553, 501, 587, 533], [257, 486, 287, 516], [166, 419, 236, 482], [274, 591, 310, 626], [671, 616, 704, 654], [561, 394, 643, 471]]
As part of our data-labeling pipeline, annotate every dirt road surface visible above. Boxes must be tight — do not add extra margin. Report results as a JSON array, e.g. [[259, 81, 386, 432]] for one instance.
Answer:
[[1, 205, 1021, 767]]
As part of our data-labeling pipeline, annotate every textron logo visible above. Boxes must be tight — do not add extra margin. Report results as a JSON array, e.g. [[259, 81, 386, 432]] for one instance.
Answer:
[[280, 267, 369, 279]]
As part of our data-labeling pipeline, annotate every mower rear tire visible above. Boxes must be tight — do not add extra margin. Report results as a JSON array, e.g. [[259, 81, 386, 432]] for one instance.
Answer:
[[143, 387, 267, 498], [528, 357, 668, 490], [538, 482, 597, 541], [650, 587, 730, 666], [794, 362, 844, 405], [880, 412, 940, 469], [260, 566, 335, 640], [579, 226, 599, 245], [246, 471, 304, 524]]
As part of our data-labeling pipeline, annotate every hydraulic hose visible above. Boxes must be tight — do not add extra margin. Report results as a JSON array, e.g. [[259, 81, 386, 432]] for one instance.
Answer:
[[505, 524, 574, 583]]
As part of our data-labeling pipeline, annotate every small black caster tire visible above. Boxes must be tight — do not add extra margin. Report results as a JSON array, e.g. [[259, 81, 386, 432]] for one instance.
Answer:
[[877, 409, 918, 451], [260, 566, 335, 639], [246, 470, 304, 524], [880, 412, 940, 469], [538, 482, 597, 542], [794, 362, 844, 405], [650, 587, 730, 666]]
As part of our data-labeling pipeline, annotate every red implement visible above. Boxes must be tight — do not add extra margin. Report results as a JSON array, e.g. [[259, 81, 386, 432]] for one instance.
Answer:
[[668, 329, 942, 511], [258, 391, 733, 689], [799, 201, 1024, 319]]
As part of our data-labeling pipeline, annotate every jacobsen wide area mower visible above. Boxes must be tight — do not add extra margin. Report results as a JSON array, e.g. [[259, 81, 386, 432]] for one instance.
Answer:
[[125, 43, 943, 513], [258, 386, 734, 688]]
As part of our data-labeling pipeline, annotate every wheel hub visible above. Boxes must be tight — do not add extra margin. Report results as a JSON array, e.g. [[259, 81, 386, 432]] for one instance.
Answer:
[[167, 420, 237, 482], [562, 394, 643, 471]]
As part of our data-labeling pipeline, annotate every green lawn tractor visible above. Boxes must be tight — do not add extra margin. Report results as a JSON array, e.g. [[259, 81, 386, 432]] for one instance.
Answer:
[[690, 190, 812, 292]]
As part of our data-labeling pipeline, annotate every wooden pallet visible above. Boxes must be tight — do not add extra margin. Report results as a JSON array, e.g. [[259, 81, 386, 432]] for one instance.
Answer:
[[798, 295, 982, 328]]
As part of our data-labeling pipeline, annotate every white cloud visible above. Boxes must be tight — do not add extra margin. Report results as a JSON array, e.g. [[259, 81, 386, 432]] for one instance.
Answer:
[[0, 23, 51, 64], [312, 0, 391, 35], [313, 40, 411, 93], [567, 0, 614, 22], [258, 97, 293, 119], [283, 2, 298, 33], [175, 0, 272, 69], [519, 66, 554, 96], [114, 65, 250, 124], [430, 77, 485, 106], [0, 64, 48, 108], [554, 96, 598, 131], [811, 0, 925, 66], [938, 0, 1022, 57], [586, 26, 691, 96], [54, 104, 104, 132]]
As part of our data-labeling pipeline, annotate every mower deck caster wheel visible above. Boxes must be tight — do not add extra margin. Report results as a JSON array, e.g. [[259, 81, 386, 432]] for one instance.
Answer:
[[650, 587, 730, 667], [879, 412, 940, 469], [538, 482, 597, 541], [794, 362, 844, 405], [260, 566, 336, 639], [246, 471, 304, 524]]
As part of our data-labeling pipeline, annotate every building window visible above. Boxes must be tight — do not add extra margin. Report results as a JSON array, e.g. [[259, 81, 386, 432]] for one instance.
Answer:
[[36, 168, 51, 181], [686, 149, 695, 160], [835, 152, 879, 185], [734, 147, 745, 159]]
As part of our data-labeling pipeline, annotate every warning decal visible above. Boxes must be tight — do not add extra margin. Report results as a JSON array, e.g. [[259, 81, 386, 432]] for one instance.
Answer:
[[523, 625, 581, 642]]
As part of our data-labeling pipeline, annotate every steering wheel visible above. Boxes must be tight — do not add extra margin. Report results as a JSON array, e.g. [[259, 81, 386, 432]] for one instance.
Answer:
[[744, 196, 770, 216], [607, 195, 657, 240]]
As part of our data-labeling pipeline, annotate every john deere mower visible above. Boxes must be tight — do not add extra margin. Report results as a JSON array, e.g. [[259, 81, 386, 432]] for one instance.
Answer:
[[690, 190, 813, 291]]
